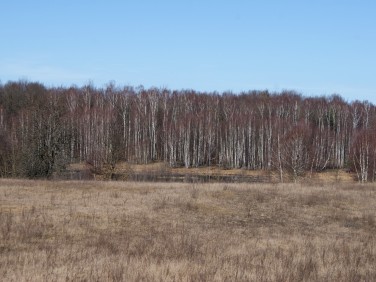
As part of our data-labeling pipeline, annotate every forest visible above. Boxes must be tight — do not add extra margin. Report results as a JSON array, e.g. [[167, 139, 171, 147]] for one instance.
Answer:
[[0, 80, 375, 182]]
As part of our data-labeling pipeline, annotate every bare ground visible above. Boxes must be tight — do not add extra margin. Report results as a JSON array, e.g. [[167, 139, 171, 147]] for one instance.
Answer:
[[0, 179, 375, 281]]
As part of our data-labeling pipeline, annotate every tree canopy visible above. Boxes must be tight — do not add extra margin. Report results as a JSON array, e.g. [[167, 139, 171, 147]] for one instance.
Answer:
[[0, 81, 375, 181]]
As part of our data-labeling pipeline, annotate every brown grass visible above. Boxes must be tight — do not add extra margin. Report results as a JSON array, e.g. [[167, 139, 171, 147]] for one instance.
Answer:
[[1, 179, 376, 281]]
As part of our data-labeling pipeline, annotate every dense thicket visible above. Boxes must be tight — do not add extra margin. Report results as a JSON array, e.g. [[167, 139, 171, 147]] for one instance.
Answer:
[[0, 80, 375, 181]]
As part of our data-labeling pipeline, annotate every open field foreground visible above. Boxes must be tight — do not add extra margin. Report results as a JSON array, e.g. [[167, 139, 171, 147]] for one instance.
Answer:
[[1, 180, 376, 281]]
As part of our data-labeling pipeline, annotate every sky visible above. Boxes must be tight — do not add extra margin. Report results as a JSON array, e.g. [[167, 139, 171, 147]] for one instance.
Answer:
[[1, 1, 376, 103]]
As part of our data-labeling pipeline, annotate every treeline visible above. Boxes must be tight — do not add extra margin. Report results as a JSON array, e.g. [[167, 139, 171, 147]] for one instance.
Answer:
[[0, 80, 375, 181]]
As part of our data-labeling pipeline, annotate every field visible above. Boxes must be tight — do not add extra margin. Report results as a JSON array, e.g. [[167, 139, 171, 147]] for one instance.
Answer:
[[1, 179, 376, 281]]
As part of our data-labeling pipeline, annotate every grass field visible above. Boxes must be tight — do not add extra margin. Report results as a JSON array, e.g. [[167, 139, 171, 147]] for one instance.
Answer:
[[1, 179, 376, 281]]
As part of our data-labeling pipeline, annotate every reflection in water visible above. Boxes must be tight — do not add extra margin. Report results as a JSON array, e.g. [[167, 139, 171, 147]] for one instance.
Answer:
[[114, 173, 271, 183]]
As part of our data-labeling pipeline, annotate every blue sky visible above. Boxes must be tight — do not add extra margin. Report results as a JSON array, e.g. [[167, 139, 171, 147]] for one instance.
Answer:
[[1, 1, 375, 103]]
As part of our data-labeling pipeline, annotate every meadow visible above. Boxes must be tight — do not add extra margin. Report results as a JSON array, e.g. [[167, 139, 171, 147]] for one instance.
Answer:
[[1, 179, 376, 281]]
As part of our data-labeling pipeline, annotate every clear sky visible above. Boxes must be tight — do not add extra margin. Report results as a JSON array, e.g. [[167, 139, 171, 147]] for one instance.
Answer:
[[1, 1, 375, 103]]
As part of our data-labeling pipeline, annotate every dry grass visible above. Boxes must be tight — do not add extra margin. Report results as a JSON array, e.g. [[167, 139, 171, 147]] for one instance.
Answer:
[[1, 179, 376, 281]]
